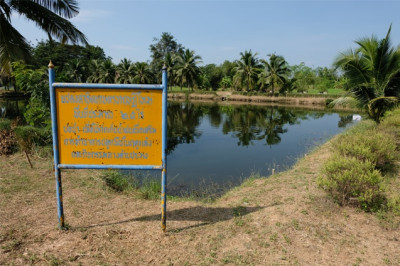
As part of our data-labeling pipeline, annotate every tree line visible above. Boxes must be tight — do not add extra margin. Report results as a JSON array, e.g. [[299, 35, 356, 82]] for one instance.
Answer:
[[4, 33, 343, 94], [1, 0, 399, 124]]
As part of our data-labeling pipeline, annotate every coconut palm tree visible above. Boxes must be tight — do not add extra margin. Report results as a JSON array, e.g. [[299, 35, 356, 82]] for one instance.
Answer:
[[164, 52, 177, 89], [334, 26, 400, 123], [175, 49, 202, 90], [65, 59, 85, 82], [233, 50, 262, 91], [259, 53, 290, 94], [116, 58, 135, 84], [87, 59, 115, 84], [133, 62, 154, 84], [86, 59, 102, 83], [0, 0, 87, 75]]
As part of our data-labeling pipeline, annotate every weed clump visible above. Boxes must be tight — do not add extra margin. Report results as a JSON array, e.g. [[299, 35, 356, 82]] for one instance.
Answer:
[[332, 130, 397, 170], [13, 125, 52, 152], [102, 171, 135, 192], [101, 171, 161, 199], [138, 177, 161, 200], [318, 155, 385, 212]]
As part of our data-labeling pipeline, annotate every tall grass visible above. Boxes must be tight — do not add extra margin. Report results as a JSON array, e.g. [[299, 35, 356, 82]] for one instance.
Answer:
[[101, 171, 161, 200]]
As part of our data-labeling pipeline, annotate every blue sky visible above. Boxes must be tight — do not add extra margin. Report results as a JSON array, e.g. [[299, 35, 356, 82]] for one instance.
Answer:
[[12, 0, 400, 68]]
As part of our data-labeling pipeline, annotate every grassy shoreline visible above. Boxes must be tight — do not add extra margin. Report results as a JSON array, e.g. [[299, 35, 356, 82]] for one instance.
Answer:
[[1, 113, 399, 265]]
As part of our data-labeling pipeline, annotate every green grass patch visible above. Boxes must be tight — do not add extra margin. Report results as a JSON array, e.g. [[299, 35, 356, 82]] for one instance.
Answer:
[[138, 177, 161, 200], [13, 125, 52, 151], [101, 170, 137, 193], [101, 171, 161, 200]]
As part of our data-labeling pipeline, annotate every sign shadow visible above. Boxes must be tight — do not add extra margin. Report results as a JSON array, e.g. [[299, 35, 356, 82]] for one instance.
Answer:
[[79, 205, 264, 232]]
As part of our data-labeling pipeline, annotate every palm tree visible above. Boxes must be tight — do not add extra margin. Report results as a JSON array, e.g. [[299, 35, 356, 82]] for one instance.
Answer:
[[86, 59, 102, 83], [175, 49, 202, 90], [65, 59, 85, 82], [0, 0, 87, 75], [116, 58, 135, 84], [87, 59, 116, 84], [233, 50, 262, 91], [259, 54, 290, 94], [164, 52, 177, 89], [133, 62, 154, 84], [334, 26, 400, 123]]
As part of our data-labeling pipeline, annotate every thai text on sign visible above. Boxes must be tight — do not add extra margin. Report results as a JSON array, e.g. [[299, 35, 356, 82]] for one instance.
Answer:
[[56, 88, 162, 166]]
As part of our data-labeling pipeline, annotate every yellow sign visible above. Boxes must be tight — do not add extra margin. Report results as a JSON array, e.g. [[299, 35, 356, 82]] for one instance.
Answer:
[[56, 88, 162, 166]]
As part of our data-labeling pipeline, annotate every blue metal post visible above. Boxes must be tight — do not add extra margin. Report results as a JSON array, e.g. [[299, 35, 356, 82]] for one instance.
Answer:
[[48, 62, 65, 229], [161, 66, 168, 232]]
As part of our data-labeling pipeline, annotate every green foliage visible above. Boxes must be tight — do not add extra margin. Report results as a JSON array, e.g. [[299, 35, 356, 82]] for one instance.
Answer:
[[132, 62, 154, 84], [31, 41, 105, 75], [101, 171, 160, 199], [0, 1, 87, 75], [334, 25, 400, 123], [12, 61, 49, 106], [149, 32, 184, 73], [332, 130, 397, 170], [138, 177, 161, 200], [175, 49, 202, 90], [102, 171, 135, 192], [379, 109, 400, 138], [320, 110, 400, 213], [13, 125, 52, 152], [219, 76, 232, 89], [0, 118, 11, 131], [259, 53, 290, 94], [290, 63, 316, 92], [318, 155, 385, 211], [23, 98, 50, 127], [233, 50, 262, 91], [325, 98, 334, 106]]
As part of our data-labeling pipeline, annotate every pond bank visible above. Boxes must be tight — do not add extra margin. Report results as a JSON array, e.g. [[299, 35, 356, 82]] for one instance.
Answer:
[[168, 91, 357, 112], [1, 119, 399, 265]]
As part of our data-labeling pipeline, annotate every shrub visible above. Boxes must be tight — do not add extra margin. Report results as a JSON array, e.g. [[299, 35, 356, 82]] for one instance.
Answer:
[[318, 155, 385, 212], [23, 98, 50, 127], [332, 130, 397, 170], [379, 110, 400, 139], [0, 119, 16, 155], [325, 98, 334, 106], [0, 119, 12, 131], [13, 126, 52, 152]]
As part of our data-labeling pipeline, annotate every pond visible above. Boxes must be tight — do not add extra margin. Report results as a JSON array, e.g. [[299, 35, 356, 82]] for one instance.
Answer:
[[162, 101, 359, 195], [1, 96, 359, 196]]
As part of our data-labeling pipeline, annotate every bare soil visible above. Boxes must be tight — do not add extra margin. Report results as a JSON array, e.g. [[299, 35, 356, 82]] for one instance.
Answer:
[[168, 92, 357, 112], [1, 141, 399, 265]]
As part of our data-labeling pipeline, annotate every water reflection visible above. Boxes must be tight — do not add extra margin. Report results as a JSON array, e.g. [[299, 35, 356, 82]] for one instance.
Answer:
[[165, 101, 358, 194], [167, 102, 353, 149], [167, 102, 203, 154]]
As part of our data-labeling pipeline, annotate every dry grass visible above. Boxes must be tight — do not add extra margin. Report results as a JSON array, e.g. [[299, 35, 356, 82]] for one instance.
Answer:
[[1, 141, 399, 265]]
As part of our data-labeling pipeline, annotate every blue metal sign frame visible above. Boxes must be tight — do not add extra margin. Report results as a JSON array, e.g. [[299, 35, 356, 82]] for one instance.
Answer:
[[48, 62, 168, 232]]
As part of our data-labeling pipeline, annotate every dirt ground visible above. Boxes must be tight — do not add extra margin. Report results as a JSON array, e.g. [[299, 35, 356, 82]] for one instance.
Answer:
[[168, 92, 357, 112], [1, 141, 399, 265]]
